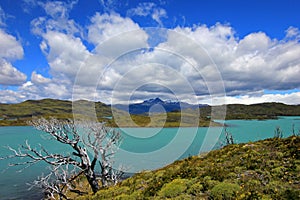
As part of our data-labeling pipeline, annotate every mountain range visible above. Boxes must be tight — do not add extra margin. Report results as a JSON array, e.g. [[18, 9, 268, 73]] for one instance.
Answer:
[[112, 97, 207, 114], [1, 98, 300, 126]]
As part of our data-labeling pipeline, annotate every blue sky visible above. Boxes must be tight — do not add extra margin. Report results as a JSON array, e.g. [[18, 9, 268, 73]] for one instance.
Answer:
[[0, 0, 300, 104]]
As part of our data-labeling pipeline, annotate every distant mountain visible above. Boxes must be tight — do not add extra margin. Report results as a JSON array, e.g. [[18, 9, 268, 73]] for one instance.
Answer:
[[112, 97, 207, 114]]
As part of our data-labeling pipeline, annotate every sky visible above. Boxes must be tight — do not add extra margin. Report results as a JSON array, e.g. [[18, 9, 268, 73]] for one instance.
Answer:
[[0, 0, 300, 105]]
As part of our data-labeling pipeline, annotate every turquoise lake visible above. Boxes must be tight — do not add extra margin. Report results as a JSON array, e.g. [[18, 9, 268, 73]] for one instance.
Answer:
[[0, 116, 299, 199]]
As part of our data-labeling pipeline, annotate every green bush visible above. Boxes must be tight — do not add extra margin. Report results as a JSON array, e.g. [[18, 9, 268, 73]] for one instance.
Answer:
[[114, 194, 135, 200], [92, 186, 130, 199], [187, 182, 203, 196], [210, 182, 241, 200], [281, 189, 300, 200], [158, 178, 189, 198], [202, 176, 219, 190]]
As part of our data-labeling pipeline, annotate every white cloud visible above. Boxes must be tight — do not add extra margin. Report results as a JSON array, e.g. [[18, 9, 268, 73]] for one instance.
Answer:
[[127, 2, 156, 17], [42, 31, 90, 79], [38, 0, 78, 19], [151, 7, 167, 27], [0, 89, 27, 103], [31, 0, 81, 36], [0, 59, 27, 86], [285, 26, 300, 40], [0, 29, 24, 60], [199, 92, 300, 105], [88, 13, 148, 46], [2, 7, 300, 105], [0, 28, 26, 86], [127, 2, 167, 26], [31, 71, 51, 84], [159, 25, 300, 96], [31, 16, 81, 37], [237, 32, 272, 54], [73, 22, 300, 105]]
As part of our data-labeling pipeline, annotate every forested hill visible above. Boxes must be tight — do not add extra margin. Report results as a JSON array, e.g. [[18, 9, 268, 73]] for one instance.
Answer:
[[0, 99, 300, 126]]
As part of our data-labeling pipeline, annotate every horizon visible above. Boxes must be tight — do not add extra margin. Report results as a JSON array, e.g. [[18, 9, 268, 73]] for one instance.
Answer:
[[0, 0, 300, 105], [1, 97, 299, 107]]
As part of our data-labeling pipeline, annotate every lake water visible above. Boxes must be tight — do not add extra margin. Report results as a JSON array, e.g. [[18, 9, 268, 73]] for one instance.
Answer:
[[0, 116, 299, 199]]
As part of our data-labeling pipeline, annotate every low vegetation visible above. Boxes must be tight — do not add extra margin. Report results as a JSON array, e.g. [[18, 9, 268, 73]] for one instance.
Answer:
[[77, 135, 300, 199]]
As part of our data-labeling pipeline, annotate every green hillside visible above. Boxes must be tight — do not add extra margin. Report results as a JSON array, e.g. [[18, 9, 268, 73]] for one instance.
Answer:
[[78, 136, 300, 200], [200, 102, 300, 120], [0, 99, 112, 126]]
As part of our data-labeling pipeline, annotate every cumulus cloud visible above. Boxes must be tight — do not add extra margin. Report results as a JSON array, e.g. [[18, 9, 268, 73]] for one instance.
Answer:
[[44, 19, 300, 104], [0, 59, 27, 85], [0, 29, 24, 60], [0, 28, 26, 86], [31, 71, 51, 84], [0, 89, 27, 103], [199, 92, 300, 105], [87, 13, 148, 47], [1, 5, 300, 105], [159, 24, 300, 96], [41, 31, 90, 78]]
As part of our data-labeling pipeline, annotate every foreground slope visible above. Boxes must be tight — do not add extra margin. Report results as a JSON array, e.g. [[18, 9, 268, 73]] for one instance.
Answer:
[[80, 136, 300, 200]]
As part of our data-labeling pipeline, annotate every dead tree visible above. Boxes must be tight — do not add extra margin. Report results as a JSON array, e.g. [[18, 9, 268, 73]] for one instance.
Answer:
[[224, 127, 235, 145], [2, 118, 122, 198]]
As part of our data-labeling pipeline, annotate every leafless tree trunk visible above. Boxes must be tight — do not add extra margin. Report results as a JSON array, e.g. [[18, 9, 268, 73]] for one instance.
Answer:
[[2, 118, 122, 198]]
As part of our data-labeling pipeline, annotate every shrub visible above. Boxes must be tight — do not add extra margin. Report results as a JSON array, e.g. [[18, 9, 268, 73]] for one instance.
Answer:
[[210, 182, 241, 200], [187, 182, 204, 196], [281, 189, 300, 200], [202, 176, 219, 190], [92, 186, 130, 199], [158, 178, 189, 198]]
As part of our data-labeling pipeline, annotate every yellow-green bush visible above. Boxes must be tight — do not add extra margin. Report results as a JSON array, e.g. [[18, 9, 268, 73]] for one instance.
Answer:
[[210, 182, 241, 200], [187, 182, 203, 196], [158, 178, 189, 198]]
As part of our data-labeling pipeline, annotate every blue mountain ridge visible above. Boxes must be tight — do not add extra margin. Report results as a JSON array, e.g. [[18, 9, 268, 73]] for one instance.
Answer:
[[112, 98, 208, 114]]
